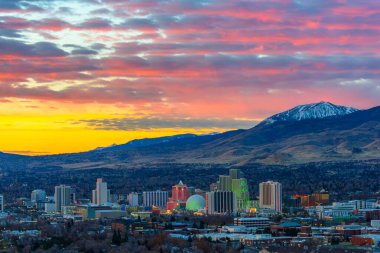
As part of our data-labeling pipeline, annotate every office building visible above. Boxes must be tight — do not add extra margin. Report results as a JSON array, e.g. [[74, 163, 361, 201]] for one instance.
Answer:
[[54, 185, 75, 213], [127, 192, 140, 207], [143, 190, 169, 208], [313, 190, 329, 204], [229, 169, 242, 180], [234, 217, 270, 228], [215, 169, 249, 210], [31, 189, 46, 203], [218, 175, 232, 191], [92, 178, 110, 206], [206, 191, 237, 215], [45, 202, 56, 213], [0, 194, 3, 212], [209, 183, 218, 192], [259, 181, 282, 213]]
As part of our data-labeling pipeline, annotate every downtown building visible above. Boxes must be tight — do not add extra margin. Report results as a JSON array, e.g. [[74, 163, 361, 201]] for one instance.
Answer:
[[215, 169, 250, 210], [54, 185, 76, 213], [127, 192, 141, 207], [259, 181, 282, 213], [167, 180, 188, 210], [206, 191, 237, 215], [31, 189, 46, 202], [143, 190, 169, 208], [92, 178, 111, 206], [31, 189, 47, 210], [234, 217, 270, 228]]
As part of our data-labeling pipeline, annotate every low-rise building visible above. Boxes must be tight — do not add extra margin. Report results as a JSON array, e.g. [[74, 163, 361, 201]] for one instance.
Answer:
[[234, 217, 270, 228], [351, 234, 380, 247], [95, 210, 126, 220], [336, 224, 361, 240]]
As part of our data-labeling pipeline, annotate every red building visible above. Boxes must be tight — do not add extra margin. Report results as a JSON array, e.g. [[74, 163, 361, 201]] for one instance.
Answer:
[[167, 181, 188, 210]]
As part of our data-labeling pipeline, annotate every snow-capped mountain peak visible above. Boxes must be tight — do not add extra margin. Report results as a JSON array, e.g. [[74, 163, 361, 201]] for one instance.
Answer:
[[261, 101, 359, 125]]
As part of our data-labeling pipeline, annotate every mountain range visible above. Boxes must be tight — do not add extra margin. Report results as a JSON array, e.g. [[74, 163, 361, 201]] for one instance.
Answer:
[[1, 101, 379, 170]]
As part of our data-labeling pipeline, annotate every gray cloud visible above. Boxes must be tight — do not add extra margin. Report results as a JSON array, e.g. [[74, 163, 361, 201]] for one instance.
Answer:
[[0, 38, 68, 57], [76, 117, 257, 130]]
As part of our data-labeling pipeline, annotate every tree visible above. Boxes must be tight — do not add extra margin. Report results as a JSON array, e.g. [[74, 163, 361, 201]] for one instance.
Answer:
[[331, 236, 340, 245], [112, 230, 121, 246], [226, 237, 231, 247], [124, 231, 129, 242]]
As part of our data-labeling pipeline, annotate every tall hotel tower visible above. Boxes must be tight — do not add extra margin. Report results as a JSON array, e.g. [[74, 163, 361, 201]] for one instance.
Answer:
[[92, 178, 110, 206], [259, 181, 282, 213]]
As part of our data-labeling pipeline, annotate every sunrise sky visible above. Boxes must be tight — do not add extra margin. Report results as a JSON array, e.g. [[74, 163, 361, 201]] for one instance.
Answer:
[[1, 0, 380, 155]]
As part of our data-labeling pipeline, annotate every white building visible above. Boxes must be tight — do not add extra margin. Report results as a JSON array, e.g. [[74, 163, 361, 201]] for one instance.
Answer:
[[143, 190, 169, 208], [331, 202, 356, 217], [234, 217, 270, 228], [54, 185, 75, 213], [92, 178, 111, 206], [206, 191, 237, 215], [259, 181, 282, 213], [127, 192, 140, 207], [31, 189, 46, 202], [220, 226, 254, 234], [316, 202, 357, 218], [349, 200, 376, 210], [0, 194, 3, 212], [44, 202, 56, 213], [93, 178, 110, 204]]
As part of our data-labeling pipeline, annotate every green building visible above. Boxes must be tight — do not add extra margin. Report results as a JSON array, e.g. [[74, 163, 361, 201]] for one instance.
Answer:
[[216, 169, 250, 210]]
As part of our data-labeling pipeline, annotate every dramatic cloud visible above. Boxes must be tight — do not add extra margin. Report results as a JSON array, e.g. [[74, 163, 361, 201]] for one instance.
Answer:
[[1, 0, 380, 137], [0, 38, 68, 57]]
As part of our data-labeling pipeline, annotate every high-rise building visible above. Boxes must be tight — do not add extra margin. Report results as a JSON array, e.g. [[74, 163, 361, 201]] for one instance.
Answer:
[[31, 189, 46, 203], [218, 175, 232, 191], [187, 186, 196, 197], [0, 194, 3, 212], [215, 169, 249, 210], [92, 178, 110, 206], [171, 181, 187, 201], [143, 190, 169, 208], [209, 183, 218, 192], [127, 192, 140, 207], [313, 190, 329, 204], [206, 191, 237, 215], [259, 181, 282, 213], [232, 178, 250, 209], [229, 169, 242, 180], [54, 185, 75, 213], [167, 181, 188, 210]]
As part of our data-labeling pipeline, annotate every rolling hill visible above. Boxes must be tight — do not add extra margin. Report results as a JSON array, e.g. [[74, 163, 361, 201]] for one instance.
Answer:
[[1, 102, 379, 170]]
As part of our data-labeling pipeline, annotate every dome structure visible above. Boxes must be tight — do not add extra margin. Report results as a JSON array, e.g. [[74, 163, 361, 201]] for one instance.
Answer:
[[186, 194, 206, 211]]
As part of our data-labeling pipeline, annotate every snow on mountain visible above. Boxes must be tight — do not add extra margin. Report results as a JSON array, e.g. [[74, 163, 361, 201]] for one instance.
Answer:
[[261, 101, 359, 125]]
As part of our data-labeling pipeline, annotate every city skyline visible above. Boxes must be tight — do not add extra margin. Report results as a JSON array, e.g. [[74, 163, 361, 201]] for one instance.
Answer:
[[1, 0, 380, 155]]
